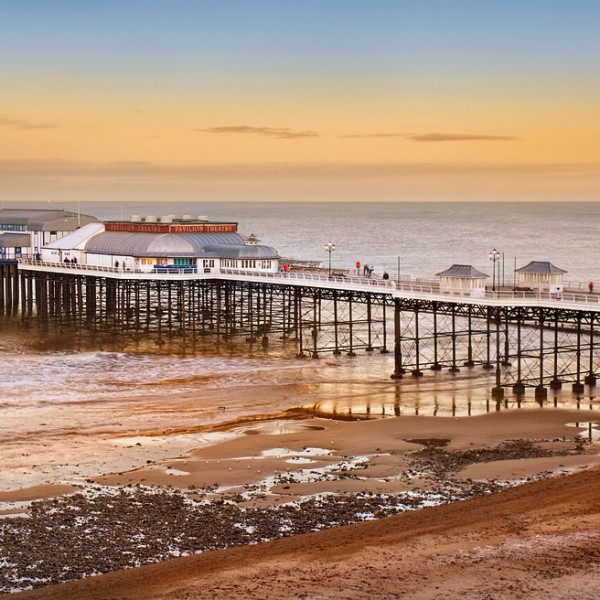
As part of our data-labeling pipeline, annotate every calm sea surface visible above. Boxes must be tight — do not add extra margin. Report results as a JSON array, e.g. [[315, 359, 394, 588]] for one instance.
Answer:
[[67, 200, 600, 284], [1, 201, 599, 490]]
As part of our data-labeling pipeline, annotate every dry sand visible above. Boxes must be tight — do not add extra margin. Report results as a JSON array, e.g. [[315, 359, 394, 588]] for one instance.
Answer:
[[6, 408, 600, 599]]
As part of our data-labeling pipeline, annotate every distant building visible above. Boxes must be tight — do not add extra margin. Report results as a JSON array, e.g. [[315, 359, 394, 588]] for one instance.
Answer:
[[0, 208, 98, 258], [515, 261, 566, 292], [436, 264, 488, 297], [40, 215, 280, 273]]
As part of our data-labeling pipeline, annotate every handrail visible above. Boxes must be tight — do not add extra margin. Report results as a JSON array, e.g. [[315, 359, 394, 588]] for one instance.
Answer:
[[19, 258, 199, 276], [17, 258, 600, 308]]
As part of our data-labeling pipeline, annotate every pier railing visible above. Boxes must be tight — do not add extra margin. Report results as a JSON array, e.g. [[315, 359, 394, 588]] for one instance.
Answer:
[[17, 258, 600, 309]]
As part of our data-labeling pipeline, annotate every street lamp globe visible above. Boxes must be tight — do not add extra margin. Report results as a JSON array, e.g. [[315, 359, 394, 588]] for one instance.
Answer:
[[324, 241, 336, 276], [488, 248, 501, 292]]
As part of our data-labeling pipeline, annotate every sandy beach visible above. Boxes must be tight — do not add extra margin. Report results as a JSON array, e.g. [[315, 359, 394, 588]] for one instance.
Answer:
[[3, 406, 600, 598]]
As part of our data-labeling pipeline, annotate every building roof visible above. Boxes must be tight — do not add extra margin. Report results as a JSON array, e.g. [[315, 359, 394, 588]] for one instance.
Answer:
[[45, 223, 105, 250], [515, 261, 567, 274], [0, 233, 31, 248], [203, 244, 279, 260], [84, 231, 248, 257], [435, 264, 488, 279], [0, 209, 98, 231]]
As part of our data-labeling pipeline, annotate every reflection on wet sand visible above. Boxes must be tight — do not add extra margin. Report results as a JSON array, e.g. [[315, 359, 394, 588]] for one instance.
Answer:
[[306, 374, 600, 419], [567, 421, 600, 442], [2, 316, 600, 494]]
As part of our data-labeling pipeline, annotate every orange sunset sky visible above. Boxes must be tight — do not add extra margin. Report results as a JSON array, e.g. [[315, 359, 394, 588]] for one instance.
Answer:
[[1, 1, 599, 202]]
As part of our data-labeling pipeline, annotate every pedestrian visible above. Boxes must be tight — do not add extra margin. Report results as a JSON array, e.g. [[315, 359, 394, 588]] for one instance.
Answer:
[[589, 281, 594, 293], [383, 271, 389, 280], [363, 264, 368, 276]]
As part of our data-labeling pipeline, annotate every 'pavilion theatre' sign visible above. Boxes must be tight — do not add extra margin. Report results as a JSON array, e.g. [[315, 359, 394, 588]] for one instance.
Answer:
[[105, 222, 238, 234]]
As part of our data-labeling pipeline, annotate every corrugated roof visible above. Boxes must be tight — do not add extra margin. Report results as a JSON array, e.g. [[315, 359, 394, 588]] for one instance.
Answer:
[[0, 233, 31, 248], [0, 209, 97, 230], [84, 231, 247, 257], [203, 244, 279, 260], [435, 264, 488, 278], [515, 261, 567, 274]]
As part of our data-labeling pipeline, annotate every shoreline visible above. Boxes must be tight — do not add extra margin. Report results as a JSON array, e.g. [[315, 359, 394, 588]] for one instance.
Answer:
[[2, 408, 599, 506], [2, 409, 600, 596]]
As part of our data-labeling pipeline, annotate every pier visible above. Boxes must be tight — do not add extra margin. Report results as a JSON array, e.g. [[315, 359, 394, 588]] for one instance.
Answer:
[[3, 259, 600, 399]]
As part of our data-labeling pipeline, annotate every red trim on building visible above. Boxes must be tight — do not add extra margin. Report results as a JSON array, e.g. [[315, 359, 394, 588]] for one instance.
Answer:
[[105, 222, 238, 234]]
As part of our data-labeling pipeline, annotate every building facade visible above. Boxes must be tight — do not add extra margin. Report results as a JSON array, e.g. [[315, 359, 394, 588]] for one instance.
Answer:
[[40, 215, 280, 274], [0, 208, 98, 258], [515, 261, 566, 292], [435, 264, 488, 297]]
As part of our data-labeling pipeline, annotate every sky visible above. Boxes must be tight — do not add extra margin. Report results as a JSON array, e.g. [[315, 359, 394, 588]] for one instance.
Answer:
[[1, 0, 599, 202]]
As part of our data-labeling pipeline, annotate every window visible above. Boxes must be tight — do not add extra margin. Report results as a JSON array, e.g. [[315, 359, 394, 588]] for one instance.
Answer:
[[203, 259, 215, 268]]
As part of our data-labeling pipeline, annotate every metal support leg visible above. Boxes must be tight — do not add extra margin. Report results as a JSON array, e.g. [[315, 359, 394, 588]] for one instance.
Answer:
[[391, 298, 404, 378]]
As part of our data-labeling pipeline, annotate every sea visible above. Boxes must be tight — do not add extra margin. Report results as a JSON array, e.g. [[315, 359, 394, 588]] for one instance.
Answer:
[[1, 200, 599, 491], [62, 200, 600, 285]]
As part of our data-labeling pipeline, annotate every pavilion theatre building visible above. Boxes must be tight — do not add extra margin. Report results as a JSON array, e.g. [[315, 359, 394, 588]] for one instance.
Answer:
[[40, 216, 280, 274]]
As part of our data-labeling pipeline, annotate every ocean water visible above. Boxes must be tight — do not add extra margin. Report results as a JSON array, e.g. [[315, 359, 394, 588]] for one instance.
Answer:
[[42, 199, 600, 285], [1, 201, 599, 490]]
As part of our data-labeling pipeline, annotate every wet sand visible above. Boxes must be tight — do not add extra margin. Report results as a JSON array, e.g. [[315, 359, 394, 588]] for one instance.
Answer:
[[4, 408, 600, 598], [96, 410, 600, 502]]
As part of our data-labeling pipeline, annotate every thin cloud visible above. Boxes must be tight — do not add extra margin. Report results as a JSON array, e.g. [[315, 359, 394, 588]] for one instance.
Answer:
[[408, 133, 517, 142], [0, 115, 57, 130], [341, 131, 517, 142], [197, 125, 318, 139]]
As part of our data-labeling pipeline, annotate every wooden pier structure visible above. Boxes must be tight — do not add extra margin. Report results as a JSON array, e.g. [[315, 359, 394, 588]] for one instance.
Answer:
[[3, 259, 600, 399]]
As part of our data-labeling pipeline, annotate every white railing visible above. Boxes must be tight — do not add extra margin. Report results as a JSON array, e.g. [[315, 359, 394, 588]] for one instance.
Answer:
[[19, 258, 199, 276], [17, 258, 600, 308]]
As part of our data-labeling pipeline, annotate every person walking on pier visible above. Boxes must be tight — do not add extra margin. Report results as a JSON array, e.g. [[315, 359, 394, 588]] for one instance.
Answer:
[[383, 271, 389, 280], [589, 281, 594, 293]]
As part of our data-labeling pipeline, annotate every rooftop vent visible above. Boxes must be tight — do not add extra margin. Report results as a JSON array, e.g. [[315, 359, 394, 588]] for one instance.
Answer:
[[145, 215, 157, 223], [159, 215, 173, 223], [130, 215, 142, 222], [197, 215, 208, 223]]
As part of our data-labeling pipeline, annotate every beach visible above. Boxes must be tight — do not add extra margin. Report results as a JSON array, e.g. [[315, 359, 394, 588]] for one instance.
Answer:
[[2, 201, 600, 597], [3, 403, 600, 598], [3, 0, 600, 589]]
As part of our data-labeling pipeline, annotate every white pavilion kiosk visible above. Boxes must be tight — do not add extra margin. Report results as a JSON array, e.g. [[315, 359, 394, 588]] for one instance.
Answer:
[[435, 264, 488, 297], [515, 261, 566, 292]]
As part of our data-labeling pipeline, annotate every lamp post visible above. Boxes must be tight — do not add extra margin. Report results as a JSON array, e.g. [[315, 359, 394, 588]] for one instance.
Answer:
[[324, 241, 335, 277], [488, 248, 501, 292]]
